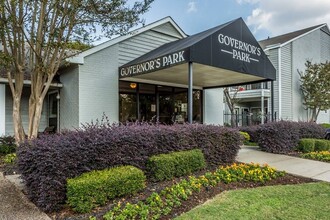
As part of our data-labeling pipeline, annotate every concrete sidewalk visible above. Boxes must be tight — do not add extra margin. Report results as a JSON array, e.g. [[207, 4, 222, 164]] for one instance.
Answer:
[[0, 172, 51, 220], [237, 146, 330, 182]]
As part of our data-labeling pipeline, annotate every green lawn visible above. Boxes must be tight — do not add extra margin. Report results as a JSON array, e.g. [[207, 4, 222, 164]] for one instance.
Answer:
[[176, 182, 330, 220]]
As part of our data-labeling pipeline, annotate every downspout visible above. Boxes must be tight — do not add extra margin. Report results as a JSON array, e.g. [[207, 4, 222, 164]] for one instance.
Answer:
[[0, 84, 5, 135], [278, 47, 282, 119]]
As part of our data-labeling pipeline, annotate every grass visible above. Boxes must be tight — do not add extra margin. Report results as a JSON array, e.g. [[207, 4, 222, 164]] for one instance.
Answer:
[[176, 182, 330, 220]]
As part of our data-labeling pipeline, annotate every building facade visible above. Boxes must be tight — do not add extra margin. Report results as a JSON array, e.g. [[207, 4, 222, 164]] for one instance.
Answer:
[[1, 16, 277, 136], [225, 24, 330, 126]]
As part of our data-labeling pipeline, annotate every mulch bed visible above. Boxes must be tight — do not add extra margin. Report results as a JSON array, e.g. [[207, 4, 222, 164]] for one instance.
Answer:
[[50, 166, 317, 220]]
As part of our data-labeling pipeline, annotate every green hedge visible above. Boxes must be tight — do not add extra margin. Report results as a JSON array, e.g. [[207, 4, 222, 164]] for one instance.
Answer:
[[314, 139, 330, 151], [147, 149, 206, 182], [298, 139, 315, 153], [320, 123, 330, 129], [66, 166, 146, 213]]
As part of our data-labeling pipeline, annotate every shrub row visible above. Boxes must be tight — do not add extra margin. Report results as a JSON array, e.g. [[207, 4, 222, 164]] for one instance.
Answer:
[[302, 151, 330, 162], [67, 166, 146, 213], [298, 138, 330, 153], [18, 123, 242, 211], [103, 163, 285, 220], [254, 121, 325, 153], [147, 149, 206, 181]]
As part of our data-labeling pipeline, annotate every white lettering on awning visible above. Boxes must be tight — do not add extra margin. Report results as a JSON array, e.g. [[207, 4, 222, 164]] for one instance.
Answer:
[[218, 33, 261, 63], [120, 51, 186, 77]]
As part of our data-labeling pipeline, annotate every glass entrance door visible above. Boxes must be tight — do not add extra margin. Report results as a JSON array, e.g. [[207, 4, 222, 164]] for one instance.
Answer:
[[158, 86, 174, 124]]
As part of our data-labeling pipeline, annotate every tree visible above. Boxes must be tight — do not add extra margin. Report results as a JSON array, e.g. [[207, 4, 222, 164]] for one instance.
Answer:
[[299, 61, 330, 122], [0, 0, 153, 143], [224, 87, 241, 127]]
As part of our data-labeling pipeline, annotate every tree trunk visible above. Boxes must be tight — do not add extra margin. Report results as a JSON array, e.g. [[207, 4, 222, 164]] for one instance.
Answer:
[[230, 114, 237, 128], [12, 95, 25, 144], [28, 97, 45, 139]]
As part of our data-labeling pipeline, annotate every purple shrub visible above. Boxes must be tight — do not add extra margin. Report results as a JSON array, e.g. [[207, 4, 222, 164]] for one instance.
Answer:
[[256, 121, 325, 154], [257, 121, 300, 153], [296, 121, 325, 139], [17, 123, 241, 212]]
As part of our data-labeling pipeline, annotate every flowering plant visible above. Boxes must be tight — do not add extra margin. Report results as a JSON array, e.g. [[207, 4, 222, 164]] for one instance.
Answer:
[[103, 163, 285, 220]]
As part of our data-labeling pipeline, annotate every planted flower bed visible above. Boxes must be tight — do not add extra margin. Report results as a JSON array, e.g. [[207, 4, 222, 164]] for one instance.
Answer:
[[301, 151, 330, 162], [102, 163, 285, 220]]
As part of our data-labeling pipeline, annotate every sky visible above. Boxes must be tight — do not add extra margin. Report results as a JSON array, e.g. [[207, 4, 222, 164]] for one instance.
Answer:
[[137, 0, 330, 41]]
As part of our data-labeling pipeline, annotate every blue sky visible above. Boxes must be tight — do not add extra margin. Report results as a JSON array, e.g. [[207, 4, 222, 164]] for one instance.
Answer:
[[139, 0, 330, 41]]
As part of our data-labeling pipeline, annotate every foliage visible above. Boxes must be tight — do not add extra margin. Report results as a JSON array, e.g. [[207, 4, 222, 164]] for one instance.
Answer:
[[0, 0, 154, 142], [3, 153, 17, 164], [0, 136, 16, 155], [257, 121, 326, 154], [302, 151, 330, 162], [239, 131, 250, 145], [147, 149, 206, 181], [257, 121, 300, 153], [0, 144, 16, 155], [67, 166, 146, 213], [296, 121, 325, 139], [299, 61, 330, 122], [239, 126, 260, 143], [103, 163, 285, 220], [321, 123, 330, 129], [18, 123, 241, 211], [298, 139, 315, 153], [314, 139, 330, 152], [65, 41, 92, 51], [176, 182, 330, 220]]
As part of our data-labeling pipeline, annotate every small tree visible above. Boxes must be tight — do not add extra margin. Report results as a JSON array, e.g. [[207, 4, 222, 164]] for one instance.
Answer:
[[0, 0, 153, 143], [224, 87, 240, 127], [299, 61, 330, 122]]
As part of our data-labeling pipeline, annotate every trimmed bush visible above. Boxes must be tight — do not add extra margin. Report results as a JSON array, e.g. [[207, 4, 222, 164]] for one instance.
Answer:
[[321, 123, 330, 129], [257, 121, 326, 154], [147, 149, 206, 181], [296, 122, 325, 139], [298, 139, 315, 153], [239, 131, 250, 145], [67, 166, 146, 213], [257, 121, 300, 153], [314, 139, 330, 152], [18, 123, 241, 211]]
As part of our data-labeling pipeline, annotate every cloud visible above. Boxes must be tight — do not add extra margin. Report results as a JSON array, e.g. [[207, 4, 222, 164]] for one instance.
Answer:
[[187, 1, 197, 13], [244, 0, 330, 38], [236, 0, 260, 5]]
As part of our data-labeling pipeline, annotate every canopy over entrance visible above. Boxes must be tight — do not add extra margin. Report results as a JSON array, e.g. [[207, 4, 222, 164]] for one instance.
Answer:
[[119, 17, 276, 123], [119, 17, 276, 88]]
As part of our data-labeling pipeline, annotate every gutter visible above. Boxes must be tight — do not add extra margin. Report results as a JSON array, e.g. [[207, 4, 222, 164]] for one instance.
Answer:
[[0, 78, 63, 88]]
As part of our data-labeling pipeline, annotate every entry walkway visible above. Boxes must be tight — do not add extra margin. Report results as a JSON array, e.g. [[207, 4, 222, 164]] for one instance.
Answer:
[[0, 172, 51, 220], [237, 146, 330, 182]]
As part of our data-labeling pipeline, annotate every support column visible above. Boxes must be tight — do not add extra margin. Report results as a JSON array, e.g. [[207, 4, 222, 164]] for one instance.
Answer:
[[261, 83, 264, 124], [0, 84, 5, 135], [271, 81, 274, 121], [188, 62, 193, 123]]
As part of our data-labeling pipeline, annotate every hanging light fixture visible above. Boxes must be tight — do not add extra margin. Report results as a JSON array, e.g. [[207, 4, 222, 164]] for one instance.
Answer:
[[130, 83, 137, 89]]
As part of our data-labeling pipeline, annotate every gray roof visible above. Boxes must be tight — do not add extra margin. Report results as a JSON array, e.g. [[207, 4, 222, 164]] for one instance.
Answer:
[[258, 24, 325, 49]]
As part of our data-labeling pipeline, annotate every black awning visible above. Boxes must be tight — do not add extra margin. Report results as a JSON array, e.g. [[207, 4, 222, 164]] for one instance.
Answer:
[[119, 18, 276, 88]]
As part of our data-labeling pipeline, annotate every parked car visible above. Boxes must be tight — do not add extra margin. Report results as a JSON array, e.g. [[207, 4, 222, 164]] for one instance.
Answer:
[[326, 129, 330, 140]]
